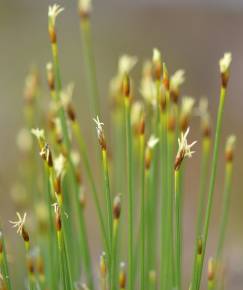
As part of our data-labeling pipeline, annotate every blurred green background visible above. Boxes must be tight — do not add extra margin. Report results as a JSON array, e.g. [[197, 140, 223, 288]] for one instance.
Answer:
[[0, 0, 242, 288]]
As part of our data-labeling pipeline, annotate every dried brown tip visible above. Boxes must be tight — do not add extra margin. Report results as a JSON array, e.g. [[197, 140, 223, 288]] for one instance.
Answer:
[[79, 188, 86, 209], [197, 237, 203, 255], [55, 210, 62, 232], [174, 151, 184, 171], [122, 73, 130, 98], [221, 73, 229, 89], [139, 113, 145, 136], [67, 103, 76, 122], [225, 135, 236, 162], [170, 89, 179, 104], [119, 262, 126, 289], [40, 143, 53, 168], [145, 147, 152, 170], [208, 257, 215, 282], [27, 254, 35, 275], [79, 0, 91, 20], [113, 195, 121, 220], [162, 63, 170, 91], [180, 115, 189, 133], [54, 175, 61, 195], [153, 49, 162, 80], [37, 256, 45, 276], [22, 227, 30, 243], [168, 113, 176, 132], [202, 124, 211, 138], [46, 62, 55, 91], [48, 25, 57, 44]]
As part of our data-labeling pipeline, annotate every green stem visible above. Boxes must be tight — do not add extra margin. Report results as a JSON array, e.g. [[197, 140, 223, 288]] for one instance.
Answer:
[[50, 41, 93, 289], [124, 98, 133, 290], [216, 161, 233, 260], [174, 169, 182, 290], [80, 19, 100, 117], [72, 121, 108, 251], [140, 135, 145, 290], [196, 137, 211, 238], [0, 231, 12, 290], [102, 149, 113, 262], [160, 110, 167, 290], [194, 87, 226, 290]]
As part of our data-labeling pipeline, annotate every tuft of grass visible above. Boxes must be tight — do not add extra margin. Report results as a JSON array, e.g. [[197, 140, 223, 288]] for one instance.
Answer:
[[1, 3, 236, 290]]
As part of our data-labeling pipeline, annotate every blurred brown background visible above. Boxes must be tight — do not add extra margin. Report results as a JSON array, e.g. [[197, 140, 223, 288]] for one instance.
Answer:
[[0, 0, 242, 288]]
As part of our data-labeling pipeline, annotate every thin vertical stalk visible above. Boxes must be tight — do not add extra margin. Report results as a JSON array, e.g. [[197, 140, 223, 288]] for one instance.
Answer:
[[80, 18, 100, 117], [194, 87, 226, 290], [140, 133, 145, 290], [196, 137, 211, 237], [216, 161, 233, 260], [101, 149, 113, 262], [124, 97, 133, 290], [174, 169, 182, 290], [0, 231, 12, 290], [50, 31, 93, 289], [72, 121, 108, 251], [160, 109, 167, 290]]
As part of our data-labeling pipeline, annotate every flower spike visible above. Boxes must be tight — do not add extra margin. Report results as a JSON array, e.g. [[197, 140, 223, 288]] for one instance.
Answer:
[[9, 212, 27, 235], [174, 127, 197, 170]]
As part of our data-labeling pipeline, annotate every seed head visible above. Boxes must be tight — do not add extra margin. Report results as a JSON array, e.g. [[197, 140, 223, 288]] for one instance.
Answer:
[[181, 96, 195, 116], [152, 48, 162, 80], [225, 135, 236, 162], [46, 62, 55, 91], [99, 252, 107, 277], [180, 96, 195, 131], [194, 98, 211, 137], [9, 212, 27, 236], [170, 69, 185, 103], [145, 135, 159, 169], [40, 143, 53, 167], [219, 52, 232, 88], [31, 128, 45, 148], [119, 262, 126, 289], [219, 52, 232, 75], [162, 63, 170, 90], [113, 195, 121, 220], [54, 154, 66, 178], [208, 257, 215, 282], [118, 55, 137, 76], [93, 116, 106, 150], [62, 86, 76, 121], [140, 78, 157, 107], [79, 0, 92, 18], [174, 127, 197, 170], [48, 4, 64, 26]]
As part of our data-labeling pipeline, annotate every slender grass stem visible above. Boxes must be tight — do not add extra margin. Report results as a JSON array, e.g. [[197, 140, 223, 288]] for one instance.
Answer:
[[160, 109, 167, 290], [124, 97, 134, 290], [196, 137, 211, 237], [140, 134, 145, 290], [194, 86, 226, 290], [216, 159, 234, 260], [50, 33, 94, 289], [174, 169, 182, 290], [0, 231, 12, 290], [72, 121, 108, 251], [101, 149, 113, 261], [80, 18, 100, 117]]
